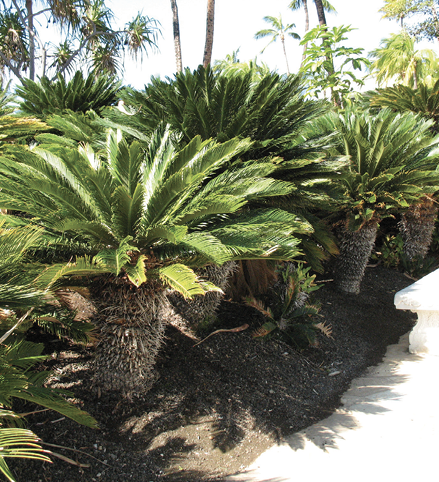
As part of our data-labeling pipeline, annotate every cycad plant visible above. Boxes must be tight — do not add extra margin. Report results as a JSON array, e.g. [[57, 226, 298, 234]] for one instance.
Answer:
[[370, 81, 439, 259], [0, 223, 98, 481], [113, 66, 339, 279], [15, 70, 122, 119], [314, 108, 439, 294], [370, 79, 439, 130], [0, 125, 311, 396], [246, 263, 328, 349]]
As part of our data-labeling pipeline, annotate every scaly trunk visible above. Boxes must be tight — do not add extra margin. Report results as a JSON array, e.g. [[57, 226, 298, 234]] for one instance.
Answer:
[[170, 0, 183, 72], [168, 261, 237, 328], [203, 0, 215, 68], [334, 219, 378, 294], [399, 196, 438, 261], [90, 276, 173, 397], [301, 0, 310, 63], [26, 0, 35, 80], [227, 260, 278, 301]]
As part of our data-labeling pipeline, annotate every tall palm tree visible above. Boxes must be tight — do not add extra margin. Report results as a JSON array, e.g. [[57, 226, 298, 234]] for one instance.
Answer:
[[170, 0, 183, 72], [380, 0, 412, 27], [368, 31, 437, 89], [314, 0, 328, 25], [0, 124, 310, 396], [313, 108, 439, 294], [255, 15, 300, 74], [289, 0, 336, 61], [203, 0, 215, 67]]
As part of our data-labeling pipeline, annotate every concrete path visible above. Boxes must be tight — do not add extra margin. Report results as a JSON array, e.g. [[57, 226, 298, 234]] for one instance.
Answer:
[[225, 332, 439, 482]]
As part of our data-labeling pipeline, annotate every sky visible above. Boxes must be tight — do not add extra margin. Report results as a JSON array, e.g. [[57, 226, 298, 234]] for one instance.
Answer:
[[108, 0, 437, 90]]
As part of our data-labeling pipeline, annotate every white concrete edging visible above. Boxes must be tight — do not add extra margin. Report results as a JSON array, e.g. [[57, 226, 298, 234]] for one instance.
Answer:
[[394, 268, 439, 355]]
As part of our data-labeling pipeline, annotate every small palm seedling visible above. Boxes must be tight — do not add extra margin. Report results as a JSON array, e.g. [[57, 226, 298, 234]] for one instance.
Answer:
[[246, 263, 331, 349]]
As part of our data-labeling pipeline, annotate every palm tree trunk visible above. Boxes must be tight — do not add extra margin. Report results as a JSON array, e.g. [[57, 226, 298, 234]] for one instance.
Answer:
[[301, 0, 310, 62], [313, 0, 340, 107], [170, 0, 183, 72], [203, 0, 215, 68], [314, 0, 327, 25], [399, 196, 438, 261], [334, 220, 379, 294], [90, 277, 173, 397], [26, 0, 35, 80], [281, 35, 290, 74]]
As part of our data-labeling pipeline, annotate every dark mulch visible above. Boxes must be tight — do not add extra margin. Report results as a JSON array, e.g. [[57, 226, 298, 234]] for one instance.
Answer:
[[10, 265, 416, 482]]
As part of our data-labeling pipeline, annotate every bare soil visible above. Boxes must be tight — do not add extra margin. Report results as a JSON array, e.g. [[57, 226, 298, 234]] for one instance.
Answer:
[[10, 265, 416, 482]]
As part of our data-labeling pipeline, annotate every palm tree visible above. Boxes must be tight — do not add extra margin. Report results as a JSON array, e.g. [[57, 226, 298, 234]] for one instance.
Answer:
[[0, 124, 310, 396], [170, 0, 183, 72], [203, 0, 215, 67], [0, 0, 160, 81], [314, 0, 328, 25], [313, 108, 439, 294], [255, 15, 300, 74], [289, 0, 336, 61], [368, 32, 437, 89]]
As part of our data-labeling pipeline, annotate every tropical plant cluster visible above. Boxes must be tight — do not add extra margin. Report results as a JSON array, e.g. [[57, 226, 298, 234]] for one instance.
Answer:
[[1, 1, 439, 480]]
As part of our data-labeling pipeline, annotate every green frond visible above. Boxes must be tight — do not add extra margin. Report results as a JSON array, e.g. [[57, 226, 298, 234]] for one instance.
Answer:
[[0, 428, 52, 482], [124, 255, 148, 287], [93, 237, 137, 275], [158, 263, 219, 299]]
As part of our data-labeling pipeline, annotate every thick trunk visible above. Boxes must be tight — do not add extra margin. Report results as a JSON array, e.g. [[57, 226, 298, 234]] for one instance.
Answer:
[[227, 260, 278, 301], [399, 196, 438, 261], [90, 277, 173, 397], [334, 220, 378, 294], [26, 0, 35, 80], [168, 262, 237, 328], [203, 0, 215, 68], [170, 0, 183, 72]]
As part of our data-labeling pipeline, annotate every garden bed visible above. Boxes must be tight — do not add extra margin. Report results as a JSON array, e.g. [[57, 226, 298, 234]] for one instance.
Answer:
[[10, 265, 416, 482]]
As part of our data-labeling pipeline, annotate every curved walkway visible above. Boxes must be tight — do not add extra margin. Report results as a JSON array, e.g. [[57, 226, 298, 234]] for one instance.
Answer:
[[225, 332, 439, 482]]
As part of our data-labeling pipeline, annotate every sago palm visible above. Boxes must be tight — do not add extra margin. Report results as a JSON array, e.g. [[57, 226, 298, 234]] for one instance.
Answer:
[[0, 126, 310, 396], [313, 108, 439, 293], [115, 67, 338, 273], [0, 223, 99, 481], [15, 71, 122, 119], [370, 80, 439, 259]]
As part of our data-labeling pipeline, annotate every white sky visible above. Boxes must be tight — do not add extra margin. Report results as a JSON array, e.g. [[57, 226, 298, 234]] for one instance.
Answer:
[[110, 0, 437, 90]]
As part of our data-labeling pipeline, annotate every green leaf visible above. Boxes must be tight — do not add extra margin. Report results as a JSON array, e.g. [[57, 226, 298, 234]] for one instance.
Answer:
[[158, 264, 212, 299]]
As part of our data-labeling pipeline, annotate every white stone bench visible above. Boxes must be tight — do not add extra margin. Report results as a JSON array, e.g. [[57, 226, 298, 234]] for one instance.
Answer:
[[394, 268, 439, 355]]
